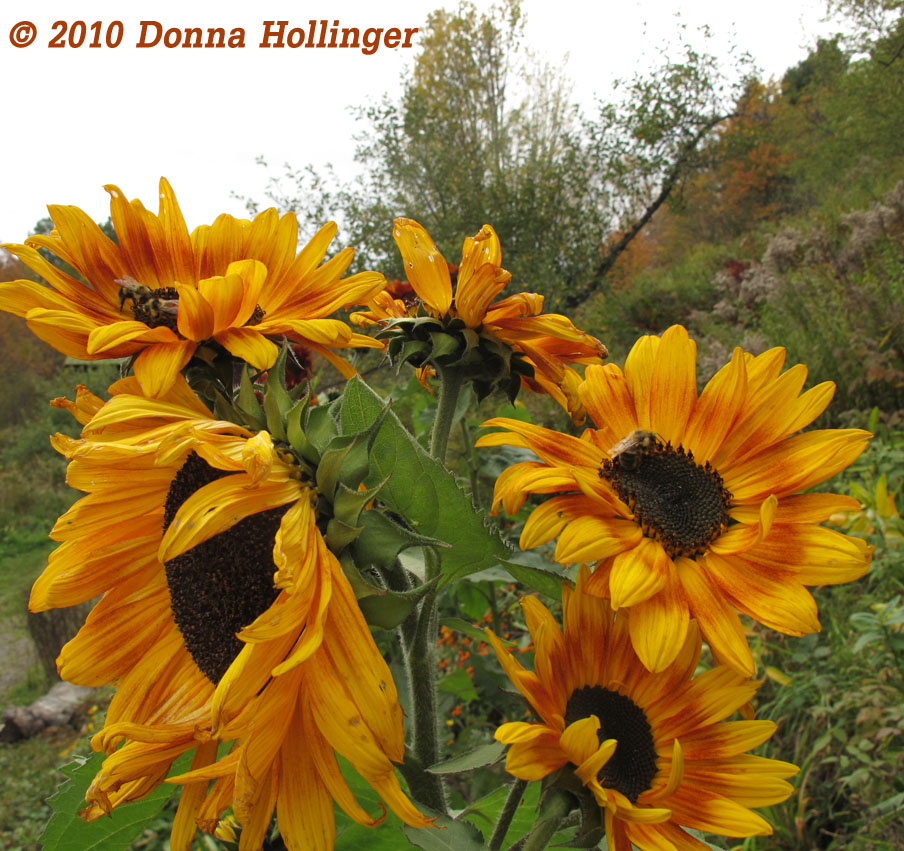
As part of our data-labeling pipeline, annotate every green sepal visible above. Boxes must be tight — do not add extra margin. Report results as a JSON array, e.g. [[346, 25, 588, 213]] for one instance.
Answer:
[[316, 406, 390, 497], [301, 403, 340, 459], [358, 574, 441, 630], [213, 390, 238, 424], [286, 398, 319, 464], [460, 327, 480, 352], [235, 366, 265, 427], [397, 339, 430, 367], [324, 516, 364, 552], [337, 553, 440, 630], [263, 386, 287, 441], [263, 346, 293, 440], [316, 436, 357, 501], [332, 480, 386, 528], [377, 315, 443, 336], [351, 509, 449, 570], [428, 331, 462, 361]]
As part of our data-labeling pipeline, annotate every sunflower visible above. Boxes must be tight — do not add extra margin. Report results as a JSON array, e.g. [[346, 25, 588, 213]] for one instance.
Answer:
[[486, 566, 798, 850], [352, 219, 607, 422], [0, 179, 384, 397], [36, 379, 430, 849], [478, 325, 872, 675]]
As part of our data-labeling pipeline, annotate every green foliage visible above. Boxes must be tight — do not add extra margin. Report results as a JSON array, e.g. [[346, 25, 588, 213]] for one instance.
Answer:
[[40, 752, 184, 851], [745, 429, 904, 850], [340, 377, 512, 587], [0, 731, 89, 851]]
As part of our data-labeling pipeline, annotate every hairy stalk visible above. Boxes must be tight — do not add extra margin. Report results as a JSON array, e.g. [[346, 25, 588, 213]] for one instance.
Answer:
[[520, 789, 573, 851], [489, 779, 528, 850], [460, 418, 481, 506], [402, 367, 466, 813], [429, 364, 464, 461], [404, 572, 446, 812]]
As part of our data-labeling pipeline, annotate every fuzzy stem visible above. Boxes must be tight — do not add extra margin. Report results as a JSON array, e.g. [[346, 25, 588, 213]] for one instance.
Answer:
[[489, 779, 528, 850], [401, 362, 466, 812], [429, 365, 464, 460], [402, 548, 446, 813], [520, 790, 573, 851]]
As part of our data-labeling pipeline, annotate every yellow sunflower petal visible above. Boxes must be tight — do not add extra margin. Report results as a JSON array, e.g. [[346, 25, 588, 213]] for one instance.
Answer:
[[133, 340, 197, 397], [683, 346, 747, 464], [674, 558, 754, 677], [627, 571, 690, 673], [624, 332, 660, 429], [580, 363, 639, 447], [609, 538, 671, 609], [174, 284, 215, 341], [649, 325, 698, 446], [393, 218, 452, 315], [214, 327, 280, 370]]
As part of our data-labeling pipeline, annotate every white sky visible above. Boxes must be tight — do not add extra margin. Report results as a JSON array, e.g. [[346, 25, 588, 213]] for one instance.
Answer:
[[0, 0, 842, 244]]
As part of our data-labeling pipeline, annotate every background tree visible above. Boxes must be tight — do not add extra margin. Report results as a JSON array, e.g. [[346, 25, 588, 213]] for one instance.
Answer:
[[244, 1, 744, 310]]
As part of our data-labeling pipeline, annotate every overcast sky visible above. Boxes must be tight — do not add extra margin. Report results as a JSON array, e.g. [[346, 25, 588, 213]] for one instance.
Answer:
[[1, 0, 842, 245]]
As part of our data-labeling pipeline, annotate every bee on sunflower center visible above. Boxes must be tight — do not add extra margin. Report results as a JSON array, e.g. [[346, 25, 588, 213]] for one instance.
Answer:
[[605, 429, 660, 472], [116, 276, 180, 330]]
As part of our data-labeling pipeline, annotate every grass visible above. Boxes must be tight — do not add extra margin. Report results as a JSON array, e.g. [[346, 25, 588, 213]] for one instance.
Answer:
[[0, 727, 91, 851]]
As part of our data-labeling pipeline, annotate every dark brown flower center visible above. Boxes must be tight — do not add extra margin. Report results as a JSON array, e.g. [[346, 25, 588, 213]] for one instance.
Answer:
[[601, 438, 731, 559], [565, 686, 658, 803], [163, 452, 286, 684]]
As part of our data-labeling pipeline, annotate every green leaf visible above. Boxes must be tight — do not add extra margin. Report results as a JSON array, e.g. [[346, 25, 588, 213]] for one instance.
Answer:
[[438, 667, 479, 702], [41, 751, 190, 851], [427, 742, 505, 774], [340, 377, 512, 587], [460, 782, 540, 846], [403, 812, 486, 851], [868, 406, 880, 434], [440, 617, 493, 646], [333, 758, 407, 851], [499, 559, 568, 601]]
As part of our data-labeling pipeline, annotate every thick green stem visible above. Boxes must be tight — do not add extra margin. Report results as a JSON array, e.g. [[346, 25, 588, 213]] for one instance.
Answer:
[[400, 364, 466, 812], [459, 418, 481, 506], [489, 779, 528, 850], [429, 365, 464, 460], [403, 577, 446, 812], [520, 789, 574, 851]]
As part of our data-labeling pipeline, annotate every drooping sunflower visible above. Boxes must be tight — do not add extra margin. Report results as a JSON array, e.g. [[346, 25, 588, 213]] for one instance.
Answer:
[[478, 325, 872, 675], [352, 219, 607, 422], [37, 379, 431, 849], [0, 179, 384, 396], [486, 566, 798, 850]]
